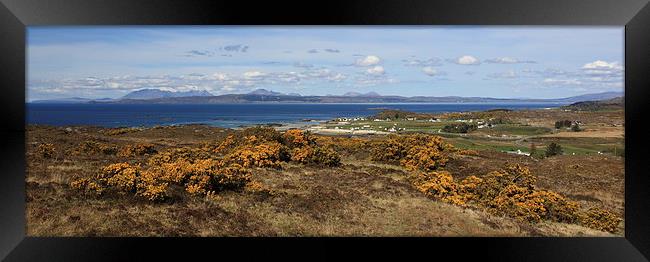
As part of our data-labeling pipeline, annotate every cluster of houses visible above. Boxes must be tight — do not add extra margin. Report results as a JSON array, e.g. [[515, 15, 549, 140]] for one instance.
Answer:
[[332, 125, 386, 132], [385, 127, 406, 132], [451, 118, 496, 129], [371, 117, 439, 122], [336, 117, 366, 122]]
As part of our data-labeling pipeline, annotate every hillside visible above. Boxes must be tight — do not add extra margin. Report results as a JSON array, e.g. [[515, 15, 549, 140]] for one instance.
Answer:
[[26, 124, 622, 237], [563, 97, 624, 111]]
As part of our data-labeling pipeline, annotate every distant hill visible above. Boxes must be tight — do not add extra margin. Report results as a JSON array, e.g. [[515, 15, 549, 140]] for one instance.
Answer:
[[122, 89, 213, 100], [563, 96, 624, 111], [343, 91, 382, 97], [248, 89, 286, 96], [30, 97, 115, 104], [31, 89, 625, 105], [556, 91, 623, 103]]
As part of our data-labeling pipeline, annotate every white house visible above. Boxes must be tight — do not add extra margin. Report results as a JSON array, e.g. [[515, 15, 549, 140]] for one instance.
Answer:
[[504, 149, 531, 156]]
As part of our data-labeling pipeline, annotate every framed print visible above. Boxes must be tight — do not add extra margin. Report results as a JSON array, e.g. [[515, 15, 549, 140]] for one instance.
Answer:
[[1, 0, 649, 261]]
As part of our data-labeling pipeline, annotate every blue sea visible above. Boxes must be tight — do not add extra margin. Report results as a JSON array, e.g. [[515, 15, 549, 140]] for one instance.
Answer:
[[26, 103, 567, 128]]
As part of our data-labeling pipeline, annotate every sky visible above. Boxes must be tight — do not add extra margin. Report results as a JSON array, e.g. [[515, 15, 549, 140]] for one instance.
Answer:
[[27, 26, 624, 101]]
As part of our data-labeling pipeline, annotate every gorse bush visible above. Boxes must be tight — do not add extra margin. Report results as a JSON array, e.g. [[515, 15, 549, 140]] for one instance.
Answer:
[[226, 142, 289, 169], [413, 171, 465, 206], [282, 129, 316, 148], [203, 134, 238, 154], [137, 170, 169, 201], [100, 162, 141, 193], [37, 143, 56, 158], [370, 137, 407, 163], [489, 185, 580, 223], [284, 130, 341, 167], [179, 159, 251, 195], [117, 143, 157, 157], [372, 134, 451, 171], [290, 146, 341, 167], [71, 158, 253, 201], [409, 163, 621, 232], [240, 126, 284, 143], [578, 207, 622, 233], [401, 144, 449, 172]]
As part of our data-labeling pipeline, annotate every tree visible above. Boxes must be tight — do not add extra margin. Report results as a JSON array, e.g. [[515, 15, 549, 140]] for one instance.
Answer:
[[571, 124, 581, 132], [442, 123, 477, 133], [555, 120, 572, 129], [545, 142, 563, 157]]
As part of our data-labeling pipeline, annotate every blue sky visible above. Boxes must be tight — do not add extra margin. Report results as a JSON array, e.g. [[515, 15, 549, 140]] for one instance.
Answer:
[[27, 26, 623, 101]]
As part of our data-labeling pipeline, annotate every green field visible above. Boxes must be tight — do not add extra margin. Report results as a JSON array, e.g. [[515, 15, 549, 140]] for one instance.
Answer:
[[321, 118, 623, 157]]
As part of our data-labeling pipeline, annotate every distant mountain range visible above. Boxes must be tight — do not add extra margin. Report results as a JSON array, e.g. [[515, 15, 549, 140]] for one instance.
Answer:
[[342, 91, 382, 97], [31, 89, 624, 105], [121, 89, 213, 100], [246, 89, 287, 96]]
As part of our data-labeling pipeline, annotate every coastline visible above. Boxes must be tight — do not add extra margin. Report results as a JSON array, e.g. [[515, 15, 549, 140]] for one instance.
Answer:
[[26, 102, 567, 129]]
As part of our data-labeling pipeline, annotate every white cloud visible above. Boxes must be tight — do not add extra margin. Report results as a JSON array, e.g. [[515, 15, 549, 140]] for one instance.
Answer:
[[356, 55, 381, 66], [582, 60, 623, 70], [453, 55, 480, 65], [355, 77, 398, 86], [243, 71, 267, 79], [421, 67, 438, 76], [212, 73, 230, 81], [485, 57, 536, 64], [366, 66, 385, 75]]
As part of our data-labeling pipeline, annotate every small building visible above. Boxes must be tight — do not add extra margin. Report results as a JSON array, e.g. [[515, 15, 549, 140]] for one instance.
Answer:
[[504, 149, 531, 156]]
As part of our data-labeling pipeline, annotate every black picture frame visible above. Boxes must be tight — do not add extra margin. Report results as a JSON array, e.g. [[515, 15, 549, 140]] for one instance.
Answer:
[[1, 0, 649, 261]]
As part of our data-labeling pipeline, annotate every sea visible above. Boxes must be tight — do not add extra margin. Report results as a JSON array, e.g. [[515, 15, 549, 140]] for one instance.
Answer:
[[26, 103, 567, 128]]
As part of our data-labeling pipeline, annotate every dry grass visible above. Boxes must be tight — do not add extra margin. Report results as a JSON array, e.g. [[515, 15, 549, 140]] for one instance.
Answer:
[[25, 123, 623, 237]]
